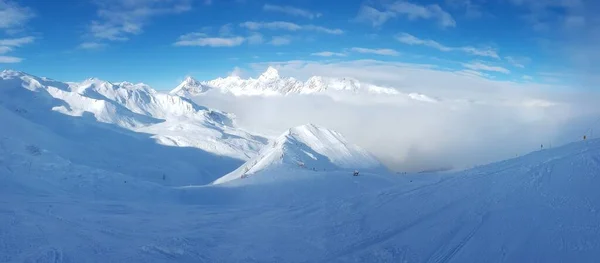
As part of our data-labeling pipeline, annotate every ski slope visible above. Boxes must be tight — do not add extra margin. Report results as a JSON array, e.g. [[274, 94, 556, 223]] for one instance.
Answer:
[[3, 132, 600, 262]]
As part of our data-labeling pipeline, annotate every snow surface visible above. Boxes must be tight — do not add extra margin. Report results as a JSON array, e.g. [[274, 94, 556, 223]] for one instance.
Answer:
[[0, 70, 267, 184], [170, 67, 437, 102], [214, 123, 386, 184], [3, 130, 600, 262], [3, 69, 600, 262]]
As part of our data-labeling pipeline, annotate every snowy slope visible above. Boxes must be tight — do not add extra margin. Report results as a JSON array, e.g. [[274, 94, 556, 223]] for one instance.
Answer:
[[214, 123, 385, 184], [170, 67, 441, 101], [0, 70, 267, 184], [3, 133, 600, 262]]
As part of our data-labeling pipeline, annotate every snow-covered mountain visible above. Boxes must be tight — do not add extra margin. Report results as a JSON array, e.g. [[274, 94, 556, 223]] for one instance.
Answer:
[[0, 70, 267, 184], [170, 67, 419, 97], [214, 123, 385, 184], [170, 76, 211, 97]]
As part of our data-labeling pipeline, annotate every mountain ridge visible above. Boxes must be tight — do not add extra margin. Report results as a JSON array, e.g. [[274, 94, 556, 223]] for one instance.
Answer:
[[169, 67, 439, 99], [213, 123, 385, 184]]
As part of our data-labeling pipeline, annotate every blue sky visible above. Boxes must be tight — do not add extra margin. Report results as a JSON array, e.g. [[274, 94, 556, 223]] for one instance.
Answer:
[[0, 0, 596, 90]]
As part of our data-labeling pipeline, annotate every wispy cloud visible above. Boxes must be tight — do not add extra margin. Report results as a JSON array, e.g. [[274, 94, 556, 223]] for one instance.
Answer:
[[446, 0, 483, 18], [350, 47, 399, 56], [396, 33, 499, 58], [462, 61, 510, 74], [0, 0, 35, 31], [0, 55, 22, 63], [247, 32, 264, 44], [356, 6, 396, 27], [86, 0, 191, 43], [174, 33, 246, 47], [269, 36, 292, 46], [0, 36, 34, 46], [388, 1, 456, 27], [505, 56, 531, 68], [263, 4, 322, 19], [78, 42, 106, 50], [0, 46, 11, 54], [357, 1, 455, 28], [311, 51, 347, 57], [0, 0, 35, 64], [240, 21, 343, 35]]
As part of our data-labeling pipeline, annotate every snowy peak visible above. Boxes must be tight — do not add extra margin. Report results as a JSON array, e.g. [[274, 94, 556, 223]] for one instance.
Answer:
[[213, 123, 384, 184], [174, 67, 404, 97], [171, 76, 210, 96], [258, 66, 280, 80]]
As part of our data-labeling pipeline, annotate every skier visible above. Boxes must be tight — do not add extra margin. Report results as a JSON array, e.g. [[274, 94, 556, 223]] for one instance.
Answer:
[[584, 135, 587, 140], [353, 170, 359, 176]]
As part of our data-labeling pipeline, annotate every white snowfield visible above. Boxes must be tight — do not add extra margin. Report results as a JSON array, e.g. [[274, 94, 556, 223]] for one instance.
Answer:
[[214, 123, 386, 184], [2, 69, 600, 262], [0, 70, 267, 185], [170, 66, 438, 102]]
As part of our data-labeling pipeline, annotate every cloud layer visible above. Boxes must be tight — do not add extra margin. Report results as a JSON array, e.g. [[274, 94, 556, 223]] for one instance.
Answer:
[[189, 60, 598, 172]]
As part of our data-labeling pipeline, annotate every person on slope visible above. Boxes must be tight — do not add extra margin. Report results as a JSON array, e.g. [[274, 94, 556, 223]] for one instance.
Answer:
[[353, 170, 359, 176]]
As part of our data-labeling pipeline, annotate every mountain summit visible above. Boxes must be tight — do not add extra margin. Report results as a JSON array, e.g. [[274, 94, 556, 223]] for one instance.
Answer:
[[170, 76, 210, 97], [213, 123, 385, 184], [258, 66, 280, 80]]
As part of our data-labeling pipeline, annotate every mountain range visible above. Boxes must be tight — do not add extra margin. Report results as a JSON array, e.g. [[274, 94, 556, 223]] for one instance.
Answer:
[[0, 69, 384, 185], [170, 67, 439, 103]]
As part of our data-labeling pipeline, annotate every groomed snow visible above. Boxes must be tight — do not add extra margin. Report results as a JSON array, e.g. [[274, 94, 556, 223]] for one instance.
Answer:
[[3, 133, 600, 262]]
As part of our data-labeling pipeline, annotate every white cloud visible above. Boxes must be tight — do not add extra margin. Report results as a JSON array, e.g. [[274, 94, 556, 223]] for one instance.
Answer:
[[191, 59, 593, 173], [350, 47, 399, 56], [311, 51, 347, 57], [505, 56, 530, 68], [0, 55, 22, 63], [355, 6, 396, 27], [240, 21, 343, 34], [219, 23, 234, 36], [462, 61, 510, 74], [446, 0, 483, 18], [174, 35, 245, 47], [396, 33, 499, 58], [0, 0, 34, 31], [0, 46, 11, 54], [263, 4, 322, 19], [357, 1, 455, 27], [303, 25, 344, 35], [387, 1, 456, 28], [240, 21, 301, 31], [396, 33, 452, 51], [86, 0, 191, 42], [0, 36, 34, 64], [0, 36, 34, 47], [247, 33, 264, 44], [78, 42, 106, 50], [269, 36, 292, 46], [0, 0, 35, 63]]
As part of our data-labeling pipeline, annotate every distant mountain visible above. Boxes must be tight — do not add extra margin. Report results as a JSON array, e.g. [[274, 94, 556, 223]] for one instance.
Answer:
[[0, 70, 267, 184], [170, 67, 436, 101], [213, 123, 385, 184]]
